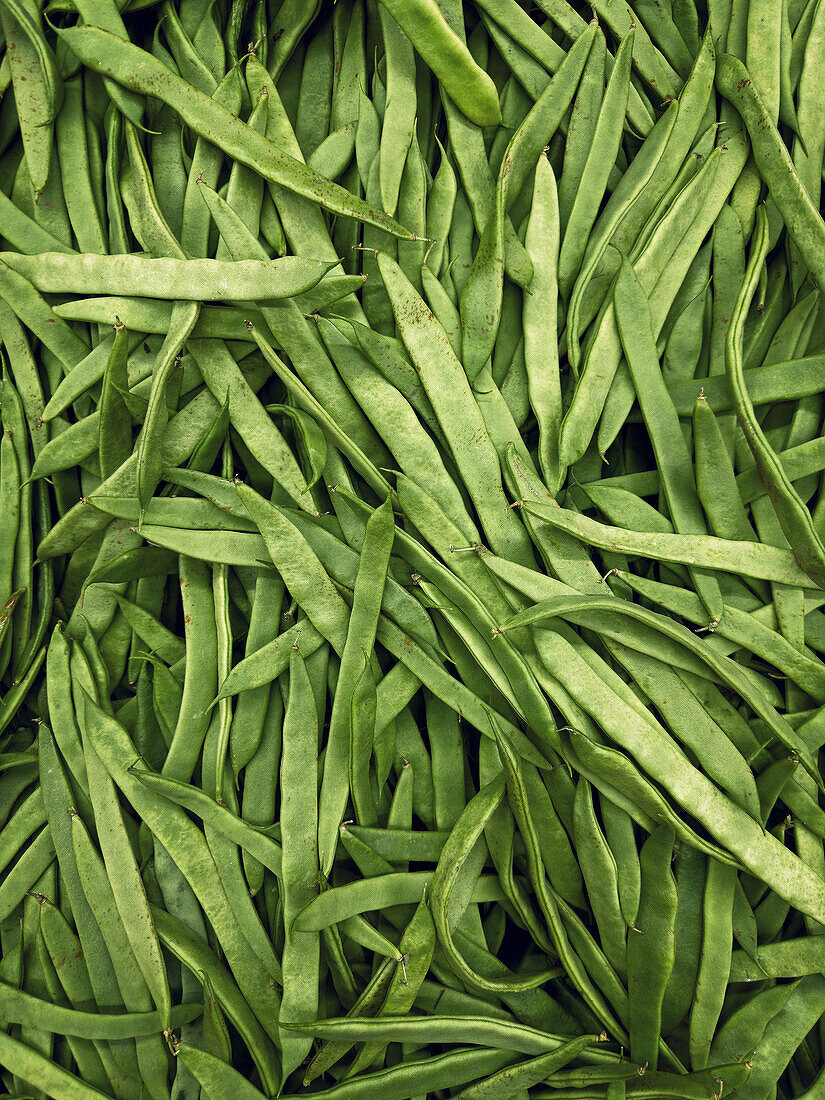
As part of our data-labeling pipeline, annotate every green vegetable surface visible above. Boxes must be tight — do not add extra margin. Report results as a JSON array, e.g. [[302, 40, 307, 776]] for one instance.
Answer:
[[0, 1, 824, 1097]]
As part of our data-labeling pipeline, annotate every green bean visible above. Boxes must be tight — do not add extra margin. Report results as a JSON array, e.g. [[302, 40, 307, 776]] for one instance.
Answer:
[[286, 1011, 626, 1058], [0, 185, 74, 254], [58, 25, 415, 240], [237, 483, 349, 653], [728, 976, 825, 1098], [316, 319, 472, 533], [730, 935, 825, 980], [615, 257, 722, 624], [0, 788, 45, 878], [339, 824, 395, 878], [347, 321, 437, 441], [668, 352, 825, 415], [34, 925, 117, 1094], [78, 720, 171, 1029], [724, 207, 825, 588], [376, 0, 500, 127], [422, 265, 462, 356], [238, 685, 282, 895], [574, 779, 627, 980], [557, 31, 633, 297], [346, 895, 436, 1076], [459, 1033, 603, 1099], [0, 428, 20, 619], [612, 650, 760, 819], [248, 321, 392, 497], [495, 727, 628, 1037], [378, 253, 533, 566], [279, 649, 321, 1082], [80, 694, 282, 1042], [0, 825, 55, 922], [560, 129, 749, 471], [1, 251, 336, 300], [693, 392, 756, 543], [565, 670, 825, 922], [423, 139, 456, 280], [626, 826, 677, 1069], [130, 766, 282, 878], [215, 617, 324, 701], [37, 896, 131, 1095], [41, 331, 142, 423], [498, 590, 815, 777], [151, 904, 279, 1094], [0, 588, 22, 673], [0, 645, 45, 739], [718, 53, 825, 291], [296, 870, 505, 933], [519, 496, 820, 588], [113, 595, 185, 667], [188, 339, 311, 510], [660, 845, 705, 1038], [0, 978, 200, 1039], [1, 268, 90, 380], [565, 102, 677, 373], [557, 31, 606, 232], [295, 19, 333, 158], [310, 1045, 516, 1099], [303, 955, 397, 1084], [424, 692, 468, 833], [355, 84, 380, 190], [790, 2, 825, 285], [56, 79, 107, 254], [68, 812, 165, 1100], [226, 569, 283, 778], [597, 131, 751, 458], [0, 1028, 114, 1100], [197, 971, 231, 1092], [37, 725, 124, 1018], [375, 6, 415, 217], [175, 1043, 267, 1100], [523, 157, 562, 488], [156, 556, 213, 782], [2, 383, 30, 675], [4, 6, 825, 1092], [459, 22, 595, 380], [396, 135, 427, 291], [0, 9, 58, 194], [688, 860, 736, 1070], [429, 773, 550, 994], [97, 321, 131, 481]]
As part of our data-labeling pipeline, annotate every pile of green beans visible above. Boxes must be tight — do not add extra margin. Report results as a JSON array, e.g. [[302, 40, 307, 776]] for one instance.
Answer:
[[2, 0, 825, 1096]]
